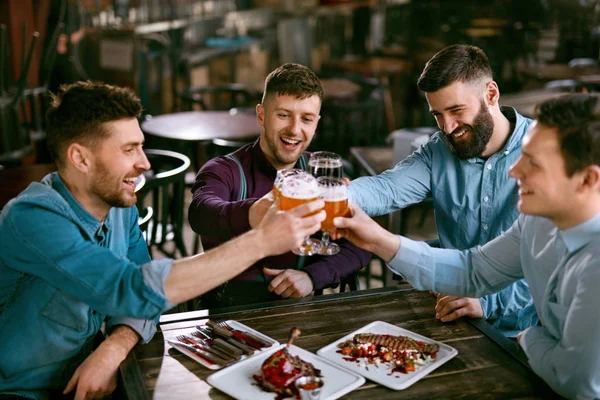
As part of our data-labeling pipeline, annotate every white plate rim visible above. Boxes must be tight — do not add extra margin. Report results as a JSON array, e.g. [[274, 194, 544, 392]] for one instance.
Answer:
[[316, 320, 458, 390], [207, 344, 366, 400]]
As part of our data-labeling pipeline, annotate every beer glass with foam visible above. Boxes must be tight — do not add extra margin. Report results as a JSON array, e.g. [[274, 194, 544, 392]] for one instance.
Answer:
[[307, 151, 343, 179], [317, 177, 348, 255], [277, 171, 323, 255]]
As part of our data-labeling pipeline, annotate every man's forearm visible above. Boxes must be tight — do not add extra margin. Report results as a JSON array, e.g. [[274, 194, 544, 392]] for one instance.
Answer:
[[164, 229, 266, 305], [371, 226, 402, 263], [103, 325, 141, 362]]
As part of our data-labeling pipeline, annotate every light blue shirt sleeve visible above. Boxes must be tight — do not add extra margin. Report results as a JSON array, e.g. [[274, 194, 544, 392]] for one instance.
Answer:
[[520, 263, 600, 399], [349, 144, 432, 216], [3, 201, 176, 321], [388, 216, 525, 302], [105, 209, 159, 343]]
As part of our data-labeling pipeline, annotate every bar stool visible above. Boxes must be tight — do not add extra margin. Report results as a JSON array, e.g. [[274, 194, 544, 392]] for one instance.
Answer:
[[179, 83, 254, 112], [136, 149, 191, 258]]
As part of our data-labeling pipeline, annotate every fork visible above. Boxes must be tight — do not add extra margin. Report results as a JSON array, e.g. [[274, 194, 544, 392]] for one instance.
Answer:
[[216, 321, 272, 349]]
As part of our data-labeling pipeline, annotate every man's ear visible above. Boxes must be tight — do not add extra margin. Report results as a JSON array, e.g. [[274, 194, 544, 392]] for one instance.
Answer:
[[485, 81, 500, 107], [577, 164, 600, 194], [66, 143, 93, 173], [256, 103, 265, 128]]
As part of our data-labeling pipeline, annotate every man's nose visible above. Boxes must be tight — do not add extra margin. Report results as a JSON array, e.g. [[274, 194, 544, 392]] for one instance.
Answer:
[[444, 118, 458, 135], [290, 117, 302, 135], [137, 151, 151, 171]]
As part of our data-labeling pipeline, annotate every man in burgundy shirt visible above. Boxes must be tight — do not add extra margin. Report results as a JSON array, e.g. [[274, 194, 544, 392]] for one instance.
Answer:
[[189, 63, 370, 308]]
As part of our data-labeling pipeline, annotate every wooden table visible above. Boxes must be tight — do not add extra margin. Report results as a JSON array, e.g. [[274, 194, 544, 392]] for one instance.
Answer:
[[519, 63, 600, 83], [350, 146, 392, 177], [141, 110, 261, 143], [0, 164, 145, 209], [120, 287, 557, 399]]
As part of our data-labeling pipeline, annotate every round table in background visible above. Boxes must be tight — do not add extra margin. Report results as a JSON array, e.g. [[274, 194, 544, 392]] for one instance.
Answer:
[[141, 110, 261, 143]]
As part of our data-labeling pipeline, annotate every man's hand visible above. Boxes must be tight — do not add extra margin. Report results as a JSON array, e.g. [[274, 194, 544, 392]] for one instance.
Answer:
[[64, 326, 139, 400], [264, 268, 314, 298], [256, 199, 325, 257], [434, 293, 484, 322], [332, 203, 400, 261], [249, 190, 275, 228]]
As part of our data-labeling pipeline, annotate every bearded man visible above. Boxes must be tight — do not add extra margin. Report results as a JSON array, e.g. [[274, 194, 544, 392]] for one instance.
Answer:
[[349, 44, 537, 337]]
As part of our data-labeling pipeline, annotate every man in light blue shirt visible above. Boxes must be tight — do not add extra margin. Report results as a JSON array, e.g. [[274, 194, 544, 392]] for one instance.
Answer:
[[349, 44, 536, 336], [335, 93, 600, 399], [0, 82, 325, 400]]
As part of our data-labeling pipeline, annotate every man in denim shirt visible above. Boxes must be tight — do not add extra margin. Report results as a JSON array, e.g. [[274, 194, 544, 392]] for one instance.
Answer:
[[0, 82, 325, 399], [349, 45, 538, 336]]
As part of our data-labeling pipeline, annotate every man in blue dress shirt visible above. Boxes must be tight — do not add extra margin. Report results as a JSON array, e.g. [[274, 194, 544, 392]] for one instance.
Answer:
[[335, 93, 600, 399], [349, 44, 537, 336], [0, 82, 324, 399]]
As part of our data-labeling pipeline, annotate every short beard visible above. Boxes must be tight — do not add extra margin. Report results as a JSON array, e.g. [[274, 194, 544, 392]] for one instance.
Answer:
[[91, 160, 137, 208], [441, 100, 494, 159]]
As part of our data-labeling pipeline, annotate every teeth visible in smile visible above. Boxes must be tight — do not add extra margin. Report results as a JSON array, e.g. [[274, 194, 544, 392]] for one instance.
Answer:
[[123, 177, 136, 183], [281, 137, 300, 145], [452, 129, 467, 138]]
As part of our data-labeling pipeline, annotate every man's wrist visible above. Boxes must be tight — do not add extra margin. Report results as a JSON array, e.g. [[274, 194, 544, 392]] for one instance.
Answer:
[[104, 325, 140, 360], [373, 228, 401, 262]]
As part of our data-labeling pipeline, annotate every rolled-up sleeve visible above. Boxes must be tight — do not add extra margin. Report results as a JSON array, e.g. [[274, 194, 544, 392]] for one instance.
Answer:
[[188, 157, 256, 240], [3, 201, 176, 320], [349, 143, 432, 217]]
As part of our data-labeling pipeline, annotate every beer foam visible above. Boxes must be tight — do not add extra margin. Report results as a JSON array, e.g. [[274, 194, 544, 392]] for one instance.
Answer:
[[320, 185, 348, 202], [280, 174, 320, 199], [308, 158, 343, 169]]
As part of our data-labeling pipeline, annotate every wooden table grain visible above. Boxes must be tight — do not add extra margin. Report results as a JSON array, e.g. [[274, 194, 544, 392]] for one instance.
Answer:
[[120, 287, 558, 399]]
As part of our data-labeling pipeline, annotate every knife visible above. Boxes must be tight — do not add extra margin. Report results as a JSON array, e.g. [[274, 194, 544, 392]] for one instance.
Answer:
[[167, 340, 228, 366]]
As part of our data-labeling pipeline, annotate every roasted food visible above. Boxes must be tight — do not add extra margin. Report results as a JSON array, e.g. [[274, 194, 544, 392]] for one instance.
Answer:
[[253, 328, 322, 399], [338, 333, 439, 373]]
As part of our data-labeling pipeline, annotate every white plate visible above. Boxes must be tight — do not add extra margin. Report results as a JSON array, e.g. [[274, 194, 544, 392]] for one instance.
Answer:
[[207, 344, 366, 400], [317, 321, 458, 390], [165, 320, 279, 370]]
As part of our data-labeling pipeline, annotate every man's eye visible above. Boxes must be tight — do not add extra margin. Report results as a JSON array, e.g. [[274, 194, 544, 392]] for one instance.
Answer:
[[278, 113, 288, 118], [303, 118, 314, 123]]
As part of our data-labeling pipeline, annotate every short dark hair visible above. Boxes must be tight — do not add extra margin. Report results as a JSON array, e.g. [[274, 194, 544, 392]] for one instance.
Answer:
[[46, 81, 143, 167], [417, 44, 492, 93], [535, 94, 600, 177], [262, 63, 323, 104]]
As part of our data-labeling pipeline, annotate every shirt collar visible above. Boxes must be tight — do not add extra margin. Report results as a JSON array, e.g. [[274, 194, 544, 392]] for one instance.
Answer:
[[49, 172, 109, 237], [251, 137, 309, 176], [559, 212, 600, 253], [465, 106, 527, 164]]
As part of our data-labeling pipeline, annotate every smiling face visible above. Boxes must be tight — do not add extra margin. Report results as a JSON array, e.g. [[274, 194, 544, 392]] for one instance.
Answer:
[[509, 122, 585, 226], [257, 94, 321, 170], [87, 118, 150, 212], [426, 81, 495, 159]]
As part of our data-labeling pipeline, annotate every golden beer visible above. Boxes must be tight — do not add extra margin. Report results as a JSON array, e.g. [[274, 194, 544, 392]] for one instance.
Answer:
[[322, 198, 349, 233], [317, 177, 348, 233], [277, 172, 321, 216]]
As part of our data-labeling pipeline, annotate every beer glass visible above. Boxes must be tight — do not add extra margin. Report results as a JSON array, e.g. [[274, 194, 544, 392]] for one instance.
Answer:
[[317, 177, 348, 256], [278, 171, 323, 255], [273, 168, 304, 200], [308, 151, 343, 179]]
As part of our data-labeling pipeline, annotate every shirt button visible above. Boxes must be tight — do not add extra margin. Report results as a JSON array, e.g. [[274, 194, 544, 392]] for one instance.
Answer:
[[483, 225, 489, 231], [484, 196, 489, 202], [486, 164, 492, 170], [504, 150, 509, 155]]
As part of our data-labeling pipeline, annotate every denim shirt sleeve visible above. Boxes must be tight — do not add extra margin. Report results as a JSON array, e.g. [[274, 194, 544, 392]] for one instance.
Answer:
[[520, 262, 600, 399], [105, 208, 158, 343], [348, 142, 433, 216], [479, 281, 538, 337], [387, 216, 526, 299], [2, 201, 175, 321]]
